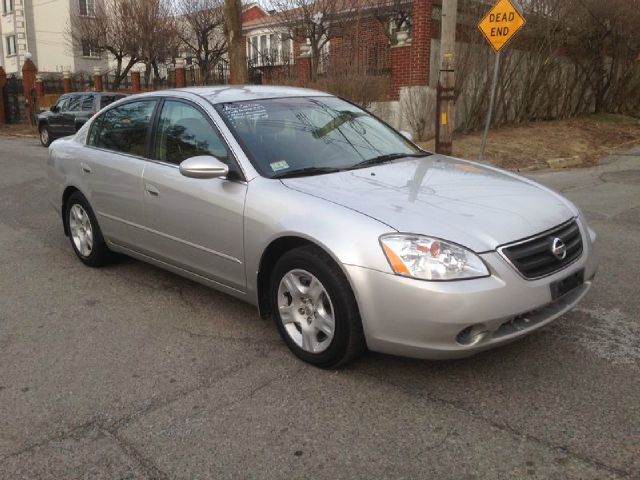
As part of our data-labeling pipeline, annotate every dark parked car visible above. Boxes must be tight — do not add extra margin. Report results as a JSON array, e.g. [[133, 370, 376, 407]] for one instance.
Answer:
[[38, 92, 126, 147]]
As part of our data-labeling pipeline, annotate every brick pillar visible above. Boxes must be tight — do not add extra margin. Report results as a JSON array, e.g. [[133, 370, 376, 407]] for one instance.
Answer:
[[295, 39, 312, 85], [131, 68, 141, 93], [296, 56, 311, 84], [35, 74, 45, 99], [390, 44, 411, 100], [0, 66, 7, 124], [22, 56, 38, 96], [175, 58, 186, 88], [93, 67, 103, 91], [410, 0, 431, 86], [22, 55, 38, 125], [63, 70, 72, 93]]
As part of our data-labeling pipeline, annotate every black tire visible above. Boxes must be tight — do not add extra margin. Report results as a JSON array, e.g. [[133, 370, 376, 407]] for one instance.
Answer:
[[64, 191, 116, 267], [270, 245, 366, 368], [39, 125, 53, 147]]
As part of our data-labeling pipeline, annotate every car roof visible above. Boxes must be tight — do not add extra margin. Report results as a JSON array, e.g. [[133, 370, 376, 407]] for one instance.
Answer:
[[62, 92, 126, 96], [127, 85, 333, 104]]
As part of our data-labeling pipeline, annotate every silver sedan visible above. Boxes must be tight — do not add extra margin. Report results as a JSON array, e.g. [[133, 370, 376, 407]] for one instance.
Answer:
[[46, 86, 598, 367]]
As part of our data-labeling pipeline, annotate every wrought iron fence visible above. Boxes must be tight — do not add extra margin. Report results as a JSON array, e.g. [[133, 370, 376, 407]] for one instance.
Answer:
[[3, 75, 24, 124]]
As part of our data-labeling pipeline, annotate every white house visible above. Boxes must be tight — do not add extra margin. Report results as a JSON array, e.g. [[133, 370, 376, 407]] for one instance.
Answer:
[[0, 0, 108, 75]]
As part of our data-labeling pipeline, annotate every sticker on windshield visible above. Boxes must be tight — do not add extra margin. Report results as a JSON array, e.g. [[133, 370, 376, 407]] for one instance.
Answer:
[[270, 160, 290, 172], [221, 103, 268, 126]]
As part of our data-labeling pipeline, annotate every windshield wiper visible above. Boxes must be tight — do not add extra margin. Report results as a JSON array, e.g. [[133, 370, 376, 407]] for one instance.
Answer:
[[349, 152, 432, 170], [272, 166, 344, 179]]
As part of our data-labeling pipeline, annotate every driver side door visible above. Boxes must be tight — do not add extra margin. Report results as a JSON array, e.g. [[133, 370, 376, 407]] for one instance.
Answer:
[[142, 99, 247, 292]]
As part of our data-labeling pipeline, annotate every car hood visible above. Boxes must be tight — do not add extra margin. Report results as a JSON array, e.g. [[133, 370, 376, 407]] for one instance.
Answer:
[[281, 155, 576, 252]]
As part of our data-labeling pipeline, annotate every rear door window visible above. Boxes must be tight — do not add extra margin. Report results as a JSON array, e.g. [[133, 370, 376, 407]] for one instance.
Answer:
[[100, 95, 125, 109], [95, 100, 157, 157], [81, 95, 95, 111]]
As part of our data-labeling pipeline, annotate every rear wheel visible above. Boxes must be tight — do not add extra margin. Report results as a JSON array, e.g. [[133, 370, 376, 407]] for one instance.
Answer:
[[270, 246, 366, 368], [64, 192, 116, 267], [39, 125, 52, 147]]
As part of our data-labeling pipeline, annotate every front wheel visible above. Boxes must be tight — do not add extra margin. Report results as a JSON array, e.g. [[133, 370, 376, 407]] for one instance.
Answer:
[[270, 246, 366, 368], [39, 125, 52, 147]]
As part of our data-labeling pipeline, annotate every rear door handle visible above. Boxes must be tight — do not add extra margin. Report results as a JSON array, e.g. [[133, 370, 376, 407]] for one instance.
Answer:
[[80, 162, 92, 174], [145, 184, 159, 196]]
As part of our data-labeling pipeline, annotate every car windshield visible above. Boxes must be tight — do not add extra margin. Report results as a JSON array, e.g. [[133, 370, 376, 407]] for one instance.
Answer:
[[213, 96, 424, 178]]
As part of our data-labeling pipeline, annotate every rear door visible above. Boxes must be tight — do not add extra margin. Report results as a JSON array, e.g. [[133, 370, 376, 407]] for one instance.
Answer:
[[83, 99, 158, 250], [74, 94, 96, 130], [141, 98, 247, 291], [61, 94, 82, 135]]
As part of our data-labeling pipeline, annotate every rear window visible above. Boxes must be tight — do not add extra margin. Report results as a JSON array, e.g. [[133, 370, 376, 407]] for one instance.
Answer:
[[100, 95, 125, 109]]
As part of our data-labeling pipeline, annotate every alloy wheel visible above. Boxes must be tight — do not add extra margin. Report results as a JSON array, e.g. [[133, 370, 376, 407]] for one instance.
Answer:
[[69, 204, 93, 257], [277, 269, 335, 353]]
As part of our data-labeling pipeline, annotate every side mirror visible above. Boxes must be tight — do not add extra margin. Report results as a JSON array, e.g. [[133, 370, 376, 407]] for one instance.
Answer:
[[50, 105, 59, 113], [400, 130, 414, 142], [179, 155, 229, 179]]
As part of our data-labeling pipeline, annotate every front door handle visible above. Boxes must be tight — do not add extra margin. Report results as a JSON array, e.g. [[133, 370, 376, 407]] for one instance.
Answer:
[[145, 184, 159, 196], [80, 162, 92, 174]]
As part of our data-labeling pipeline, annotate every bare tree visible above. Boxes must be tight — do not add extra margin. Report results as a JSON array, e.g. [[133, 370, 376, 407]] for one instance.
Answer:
[[563, 0, 640, 114], [176, 0, 228, 85], [269, 0, 363, 80], [130, 0, 179, 88], [370, 0, 412, 44], [67, 0, 140, 90], [224, 0, 247, 83]]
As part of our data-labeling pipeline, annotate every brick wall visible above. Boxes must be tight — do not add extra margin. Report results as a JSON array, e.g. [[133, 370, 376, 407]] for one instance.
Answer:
[[327, 18, 391, 76], [389, 0, 433, 99]]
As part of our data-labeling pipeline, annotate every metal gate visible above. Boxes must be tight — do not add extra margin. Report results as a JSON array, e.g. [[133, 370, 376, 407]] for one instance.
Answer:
[[4, 75, 23, 124]]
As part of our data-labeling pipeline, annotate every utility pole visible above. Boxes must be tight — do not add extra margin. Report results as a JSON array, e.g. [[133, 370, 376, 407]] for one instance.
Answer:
[[435, 0, 458, 155]]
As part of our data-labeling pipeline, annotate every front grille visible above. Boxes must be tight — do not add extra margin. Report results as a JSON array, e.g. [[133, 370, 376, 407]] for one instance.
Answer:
[[500, 220, 583, 279]]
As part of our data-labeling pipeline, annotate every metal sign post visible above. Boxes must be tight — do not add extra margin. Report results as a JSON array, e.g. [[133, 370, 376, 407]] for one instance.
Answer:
[[479, 52, 501, 161], [476, 0, 526, 161]]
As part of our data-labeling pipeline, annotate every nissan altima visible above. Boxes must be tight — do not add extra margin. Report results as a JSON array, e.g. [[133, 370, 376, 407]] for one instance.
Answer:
[[46, 86, 598, 367]]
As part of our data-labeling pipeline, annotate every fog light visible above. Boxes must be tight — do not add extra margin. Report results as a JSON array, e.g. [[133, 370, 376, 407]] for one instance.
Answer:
[[456, 324, 489, 346]]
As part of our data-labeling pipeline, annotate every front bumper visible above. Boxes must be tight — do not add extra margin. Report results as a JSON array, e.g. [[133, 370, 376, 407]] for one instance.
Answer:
[[345, 219, 598, 360]]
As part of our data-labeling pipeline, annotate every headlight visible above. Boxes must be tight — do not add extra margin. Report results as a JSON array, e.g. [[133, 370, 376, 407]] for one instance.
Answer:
[[380, 234, 490, 280]]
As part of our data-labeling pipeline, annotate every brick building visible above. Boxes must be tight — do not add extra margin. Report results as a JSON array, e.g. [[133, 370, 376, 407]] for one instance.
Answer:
[[241, 0, 435, 100]]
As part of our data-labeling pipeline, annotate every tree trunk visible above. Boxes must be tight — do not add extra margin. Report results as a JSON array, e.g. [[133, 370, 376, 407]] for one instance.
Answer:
[[152, 62, 161, 89], [224, 0, 246, 84], [113, 57, 123, 90], [113, 57, 137, 91]]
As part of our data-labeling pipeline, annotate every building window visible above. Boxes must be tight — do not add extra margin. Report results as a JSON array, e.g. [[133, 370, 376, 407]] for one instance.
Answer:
[[247, 33, 293, 66], [78, 0, 94, 16], [82, 42, 99, 57], [2, 0, 13, 14], [5, 35, 16, 56]]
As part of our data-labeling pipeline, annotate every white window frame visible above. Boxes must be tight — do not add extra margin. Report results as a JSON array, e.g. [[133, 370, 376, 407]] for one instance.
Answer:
[[81, 41, 99, 58], [246, 31, 294, 67], [2, 0, 13, 15], [78, 0, 94, 17], [5, 35, 16, 56]]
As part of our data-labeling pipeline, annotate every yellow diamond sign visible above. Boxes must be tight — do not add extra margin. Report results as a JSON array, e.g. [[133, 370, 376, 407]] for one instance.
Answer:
[[478, 0, 526, 53]]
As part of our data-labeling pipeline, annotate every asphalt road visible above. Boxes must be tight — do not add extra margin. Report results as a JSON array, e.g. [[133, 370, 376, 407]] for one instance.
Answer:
[[0, 135, 638, 479]]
